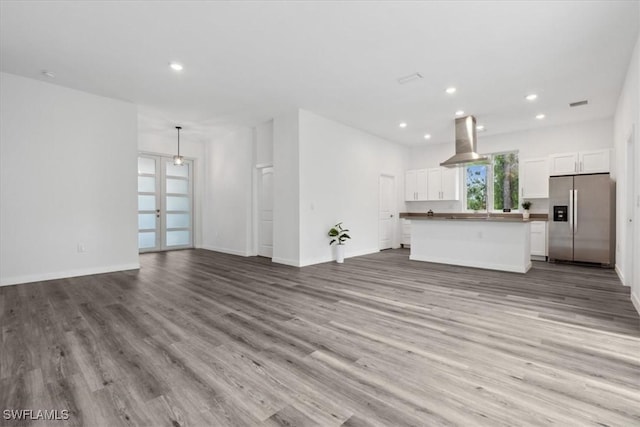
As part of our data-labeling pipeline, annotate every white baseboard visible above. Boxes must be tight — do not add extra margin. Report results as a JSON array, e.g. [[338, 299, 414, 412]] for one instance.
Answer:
[[272, 257, 301, 267], [615, 264, 628, 286], [272, 248, 382, 268], [200, 245, 251, 257], [631, 292, 640, 316], [299, 247, 381, 267], [0, 263, 141, 287]]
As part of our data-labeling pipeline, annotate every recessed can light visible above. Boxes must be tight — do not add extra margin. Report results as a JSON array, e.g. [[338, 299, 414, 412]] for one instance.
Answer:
[[424, 134, 431, 140], [446, 87, 457, 94], [536, 114, 545, 120], [525, 94, 538, 101], [169, 62, 183, 71], [455, 110, 464, 116], [399, 122, 407, 128], [476, 125, 485, 131]]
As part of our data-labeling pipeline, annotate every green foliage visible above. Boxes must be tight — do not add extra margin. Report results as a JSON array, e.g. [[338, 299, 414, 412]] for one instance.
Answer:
[[521, 200, 532, 210], [493, 153, 519, 210], [466, 164, 487, 211], [328, 222, 351, 246], [466, 153, 519, 211]]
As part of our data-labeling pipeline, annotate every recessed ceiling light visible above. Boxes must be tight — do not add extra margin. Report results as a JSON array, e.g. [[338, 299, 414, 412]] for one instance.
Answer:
[[169, 62, 183, 71], [446, 87, 457, 94], [42, 70, 55, 78], [455, 110, 465, 116], [476, 125, 485, 131], [399, 122, 407, 128], [536, 114, 545, 120], [424, 134, 431, 140], [525, 94, 538, 101]]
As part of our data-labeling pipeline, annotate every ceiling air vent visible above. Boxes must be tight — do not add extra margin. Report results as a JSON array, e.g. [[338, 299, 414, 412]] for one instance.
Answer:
[[569, 100, 588, 107], [397, 73, 423, 85]]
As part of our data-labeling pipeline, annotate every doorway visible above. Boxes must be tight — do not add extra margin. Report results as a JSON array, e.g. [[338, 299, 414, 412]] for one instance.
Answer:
[[379, 174, 395, 250], [257, 166, 274, 258], [137, 154, 194, 252]]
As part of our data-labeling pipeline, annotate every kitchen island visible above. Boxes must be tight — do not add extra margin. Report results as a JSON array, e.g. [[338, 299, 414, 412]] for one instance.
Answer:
[[400, 213, 532, 273]]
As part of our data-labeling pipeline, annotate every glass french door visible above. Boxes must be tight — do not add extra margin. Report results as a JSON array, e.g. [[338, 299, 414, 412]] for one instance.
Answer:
[[137, 155, 193, 252]]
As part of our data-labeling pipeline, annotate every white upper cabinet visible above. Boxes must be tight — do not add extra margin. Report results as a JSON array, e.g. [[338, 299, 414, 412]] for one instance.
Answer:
[[406, 167, 458, 201], [416, 169, 428, 200], [441, 167, 460, 200], [521, 157, 549, 199], [426, 168, 442, 200], [549, 149, 610, 176], [405, 169, 428, 201], [427, 167, 459, 201], [405, 170, 417, 201], [549, 152, 579, 175], [579, 149, 610, 174]]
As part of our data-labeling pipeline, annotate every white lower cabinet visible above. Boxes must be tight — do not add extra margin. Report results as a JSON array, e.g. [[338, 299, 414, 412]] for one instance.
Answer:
[[530, 221, 547, 259], [401, 219, 411, 247]]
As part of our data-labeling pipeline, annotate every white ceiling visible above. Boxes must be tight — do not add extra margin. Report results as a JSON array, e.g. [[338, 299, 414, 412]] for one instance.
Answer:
[[1, 1, 638, 145]]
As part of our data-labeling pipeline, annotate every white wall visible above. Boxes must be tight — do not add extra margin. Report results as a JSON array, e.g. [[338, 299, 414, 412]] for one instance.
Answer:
[[0, 72, 139, 286], [406, 118, 613, 214], [272, 110, 301, 265], [613, 28, 640, 313], [255, 119, 274, 166], [202, 126, 254, 256], [137, 115, 207, 248], [298, 110, 408, 265]]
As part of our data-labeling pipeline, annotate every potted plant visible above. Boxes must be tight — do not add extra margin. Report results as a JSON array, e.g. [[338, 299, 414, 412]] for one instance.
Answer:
[[521, 201, 532, 219], [328, 222, 351, 263]]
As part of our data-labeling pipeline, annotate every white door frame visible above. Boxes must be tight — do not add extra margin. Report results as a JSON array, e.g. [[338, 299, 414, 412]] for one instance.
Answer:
[[379, 173, 397, 250]]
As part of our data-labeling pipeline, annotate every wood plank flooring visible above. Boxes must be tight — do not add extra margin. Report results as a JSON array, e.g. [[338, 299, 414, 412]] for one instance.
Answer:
[[1, 249, 639, 426]]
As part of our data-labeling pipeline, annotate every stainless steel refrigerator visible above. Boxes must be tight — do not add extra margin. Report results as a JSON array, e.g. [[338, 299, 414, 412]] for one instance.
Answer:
[[548, 173, 615, 266]]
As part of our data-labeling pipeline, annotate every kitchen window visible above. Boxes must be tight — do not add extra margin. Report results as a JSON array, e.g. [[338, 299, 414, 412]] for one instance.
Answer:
[[465, 151, 519, 212]]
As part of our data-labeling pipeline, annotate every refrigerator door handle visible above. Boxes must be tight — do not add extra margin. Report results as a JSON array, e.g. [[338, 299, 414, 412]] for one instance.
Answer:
[[574, 190, 578, 233], [568, 190, 574, 234]]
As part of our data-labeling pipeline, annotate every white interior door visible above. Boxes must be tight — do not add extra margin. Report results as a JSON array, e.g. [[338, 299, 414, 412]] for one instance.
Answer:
[[379, 175, 395, 250], [138, 155, 193, 253], [626, 131, 635, 287], [258, 167, 274, 258]]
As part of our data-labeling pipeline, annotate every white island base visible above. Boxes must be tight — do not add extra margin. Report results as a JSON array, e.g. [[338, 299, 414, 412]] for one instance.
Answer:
[[409, 218, 532, 273]]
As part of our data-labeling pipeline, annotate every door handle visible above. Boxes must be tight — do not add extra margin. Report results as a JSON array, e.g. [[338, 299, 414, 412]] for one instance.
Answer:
[[568, 190, 574, 233], [574, 190, 578, 233]]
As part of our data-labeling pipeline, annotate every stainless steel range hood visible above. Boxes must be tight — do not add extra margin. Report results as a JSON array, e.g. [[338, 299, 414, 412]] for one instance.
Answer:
[[440, 115, 489, 167]]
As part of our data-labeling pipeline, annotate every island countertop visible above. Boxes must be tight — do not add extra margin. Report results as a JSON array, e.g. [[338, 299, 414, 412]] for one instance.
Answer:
[[399, 212, 548, 222]]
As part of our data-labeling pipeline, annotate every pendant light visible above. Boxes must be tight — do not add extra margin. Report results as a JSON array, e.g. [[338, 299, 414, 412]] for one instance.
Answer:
[[174, 126, 184, 166]]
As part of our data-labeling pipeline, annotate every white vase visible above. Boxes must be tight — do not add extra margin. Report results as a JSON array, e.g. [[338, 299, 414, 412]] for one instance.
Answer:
[[523, 210, 530, 220], [335, 245, 345, 263]]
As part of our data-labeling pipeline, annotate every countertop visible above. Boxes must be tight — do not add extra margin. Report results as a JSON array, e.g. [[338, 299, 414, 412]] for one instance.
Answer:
[[399, 212, 548, 222]]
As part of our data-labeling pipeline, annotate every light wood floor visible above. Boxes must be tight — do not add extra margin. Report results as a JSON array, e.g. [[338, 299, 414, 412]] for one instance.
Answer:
[[1, 249, 639, 426]]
